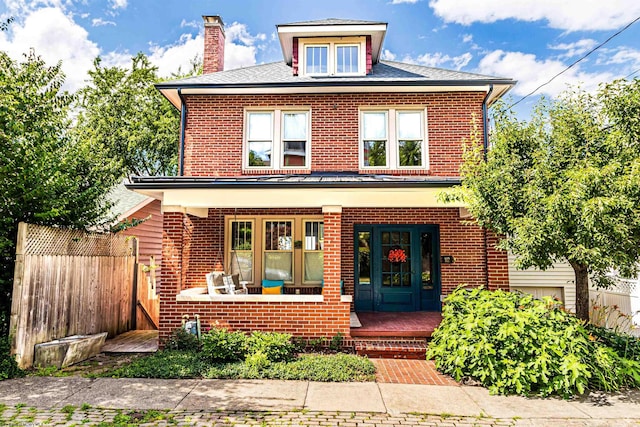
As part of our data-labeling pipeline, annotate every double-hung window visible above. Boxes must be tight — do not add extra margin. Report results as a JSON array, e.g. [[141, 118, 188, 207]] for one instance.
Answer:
[[360, 109, 427, 170], [227, 216, 323, 287], [300, 37, 365, 76], [245, 110, 310, 170]]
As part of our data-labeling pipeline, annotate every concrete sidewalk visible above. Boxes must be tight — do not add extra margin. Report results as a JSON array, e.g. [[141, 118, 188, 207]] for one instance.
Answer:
[[0, 376, 639, 426]]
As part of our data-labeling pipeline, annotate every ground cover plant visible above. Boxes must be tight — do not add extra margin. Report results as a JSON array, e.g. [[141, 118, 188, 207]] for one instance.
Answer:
[[427, 287, 640, 397], [105, 328, 375, 382]]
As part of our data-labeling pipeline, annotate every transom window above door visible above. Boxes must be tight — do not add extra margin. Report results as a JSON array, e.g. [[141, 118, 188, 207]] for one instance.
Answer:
[[360, 108, 428, 170], [245, 109, 310, 170]]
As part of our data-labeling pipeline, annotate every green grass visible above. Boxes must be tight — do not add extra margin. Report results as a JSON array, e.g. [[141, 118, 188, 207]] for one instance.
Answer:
[[102, 350, 375, 382]]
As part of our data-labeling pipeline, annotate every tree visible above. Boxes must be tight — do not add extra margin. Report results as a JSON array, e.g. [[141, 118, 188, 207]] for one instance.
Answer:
[[0, 50, 121, 325], [74, 53, 181, 178], [453, 79, 640, 320]]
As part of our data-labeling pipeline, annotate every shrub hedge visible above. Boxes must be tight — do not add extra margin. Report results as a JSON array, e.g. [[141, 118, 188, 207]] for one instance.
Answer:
[[427, 287, 640, 397]]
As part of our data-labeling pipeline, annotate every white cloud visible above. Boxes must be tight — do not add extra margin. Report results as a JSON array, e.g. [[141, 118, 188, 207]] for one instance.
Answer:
[[477, 50, 615, 97], [429, 0, 640, 31], [403, 51, 472, 70], [549, 39, 597, 58], [462, 33, 473, 43], [605, 47, 640, 66], [148, 33, 203, 77], [92, 18, 116, 27], [180, 19, 198, 29], [381, 49, 397, 61], [390, 0, 419, 3], [110, 0, 127, 10], [0, 7, 99, 91]]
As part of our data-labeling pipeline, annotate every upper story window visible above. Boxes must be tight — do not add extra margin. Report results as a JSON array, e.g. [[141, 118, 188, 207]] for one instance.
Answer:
[[300, 37, 365, 76], [360, 109, 428, 170], [245, 109, 310, 170]]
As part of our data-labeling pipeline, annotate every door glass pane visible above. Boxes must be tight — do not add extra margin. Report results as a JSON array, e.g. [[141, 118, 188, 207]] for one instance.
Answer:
[[382, 230, 411, 288], [421, 232, 433, 289], [357, 231, 371, 285]]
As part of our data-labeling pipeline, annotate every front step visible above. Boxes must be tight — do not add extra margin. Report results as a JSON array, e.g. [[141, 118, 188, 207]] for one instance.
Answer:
[[354, 338, 427, 360]]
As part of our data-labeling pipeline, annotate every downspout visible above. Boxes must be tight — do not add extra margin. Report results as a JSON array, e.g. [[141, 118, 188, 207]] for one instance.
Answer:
[[482, 84, 493, 287], [481, 84, 494, 160], [178, 89, 187, 176]]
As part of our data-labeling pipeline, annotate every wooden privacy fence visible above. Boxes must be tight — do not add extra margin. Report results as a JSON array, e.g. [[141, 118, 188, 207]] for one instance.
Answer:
[[10, 222, 158, 368]]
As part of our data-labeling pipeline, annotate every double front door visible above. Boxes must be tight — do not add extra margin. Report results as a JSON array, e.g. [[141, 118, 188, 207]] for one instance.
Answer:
[[354, 225, 441, 312]]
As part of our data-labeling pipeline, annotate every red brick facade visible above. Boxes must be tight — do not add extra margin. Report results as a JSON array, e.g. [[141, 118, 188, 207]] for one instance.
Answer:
[[181, 92, 484, 177]]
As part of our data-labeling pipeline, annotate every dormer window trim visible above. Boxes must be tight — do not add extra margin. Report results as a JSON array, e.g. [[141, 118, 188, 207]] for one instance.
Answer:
[[298, 36, 366, 77]]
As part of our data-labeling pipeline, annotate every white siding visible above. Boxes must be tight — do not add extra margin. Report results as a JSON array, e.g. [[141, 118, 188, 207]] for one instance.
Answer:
[[508, 254, 576, 312]]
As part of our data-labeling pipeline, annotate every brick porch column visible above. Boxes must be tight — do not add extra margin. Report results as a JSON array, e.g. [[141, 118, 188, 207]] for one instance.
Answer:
[[486, 231, 510, 290], [322, 205, 342, 303]]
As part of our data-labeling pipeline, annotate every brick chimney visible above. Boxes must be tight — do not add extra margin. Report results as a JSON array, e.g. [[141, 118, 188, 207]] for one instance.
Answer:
[[203, 15, 225, 74]]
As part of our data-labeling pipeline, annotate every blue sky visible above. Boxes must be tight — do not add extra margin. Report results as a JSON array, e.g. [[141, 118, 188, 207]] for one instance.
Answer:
[[1, 0, 640, 117]]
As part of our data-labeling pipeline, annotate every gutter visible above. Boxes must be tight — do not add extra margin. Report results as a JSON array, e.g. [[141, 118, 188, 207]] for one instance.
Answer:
[[482, 84, 494, 159], [126, 176, 461, 190], [178, 89, 187, 176]]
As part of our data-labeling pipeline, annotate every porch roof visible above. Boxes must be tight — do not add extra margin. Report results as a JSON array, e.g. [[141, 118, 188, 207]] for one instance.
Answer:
[[126, 173, 466, 213]]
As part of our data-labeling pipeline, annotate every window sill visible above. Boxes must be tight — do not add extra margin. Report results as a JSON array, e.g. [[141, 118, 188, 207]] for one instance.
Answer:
[[176, 287, 324, 303]]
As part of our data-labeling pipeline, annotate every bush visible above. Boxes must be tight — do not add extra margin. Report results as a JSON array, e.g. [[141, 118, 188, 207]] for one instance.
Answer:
[[202, 354, 376, 382], [164, 328, 200, 352], [0, 334, 24, 381], [246, 331, 294, 362], [586, 324, 640, 361], [200, 328, 247, 362], [106, 350, 205, 379], [427, 287, 640, 397]]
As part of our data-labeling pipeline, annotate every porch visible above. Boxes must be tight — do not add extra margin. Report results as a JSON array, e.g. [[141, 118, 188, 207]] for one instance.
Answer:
[[351, 311, 442, 338]]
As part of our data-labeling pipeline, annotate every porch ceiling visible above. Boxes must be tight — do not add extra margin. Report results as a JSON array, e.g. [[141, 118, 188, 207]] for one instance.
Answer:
[[126, 175, 466, 211]]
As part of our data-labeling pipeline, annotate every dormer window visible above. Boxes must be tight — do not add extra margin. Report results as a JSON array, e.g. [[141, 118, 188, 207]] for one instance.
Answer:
[[300, 37, 365, 76]]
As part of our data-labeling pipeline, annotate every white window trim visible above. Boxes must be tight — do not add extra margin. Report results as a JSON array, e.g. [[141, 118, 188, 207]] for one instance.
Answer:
[[244, 108, 311, 170], [299, 37, 366, 77], [359, 108, 429, 170]]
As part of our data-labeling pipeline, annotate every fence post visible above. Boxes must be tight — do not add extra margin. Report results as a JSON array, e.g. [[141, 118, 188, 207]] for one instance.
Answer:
[[9, 222, 28, 367], [131, 238, 138, 330]]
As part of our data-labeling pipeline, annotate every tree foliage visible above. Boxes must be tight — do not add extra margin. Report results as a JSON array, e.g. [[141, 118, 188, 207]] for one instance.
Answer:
[[0, 50, 121, 324], [452, 79, 640, 320], [74, 53, 180, 178]]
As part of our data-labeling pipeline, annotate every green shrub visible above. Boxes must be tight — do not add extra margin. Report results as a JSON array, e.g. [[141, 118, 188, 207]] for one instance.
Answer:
[[329, 332, 344, 351], [164, 328, 200, 352], [202, 354, 376, 382], [245, 351, 271, 372], [0, 334, 24, 381], [586, 324, 640, 361], [105, 350, 205, 379], [200, 328, 247, 362], [246, 331, 294, 362], [427, 287, 640, 397]]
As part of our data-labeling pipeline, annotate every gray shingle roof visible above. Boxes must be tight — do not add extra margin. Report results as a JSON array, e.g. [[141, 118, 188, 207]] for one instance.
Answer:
[[277, 18, 387, 27], [107, 182, 151, 219], [159, 60, 512, 88]]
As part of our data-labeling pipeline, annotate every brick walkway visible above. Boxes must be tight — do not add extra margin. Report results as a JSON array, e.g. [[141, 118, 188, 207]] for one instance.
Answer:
[[372, 358, 459, 386]]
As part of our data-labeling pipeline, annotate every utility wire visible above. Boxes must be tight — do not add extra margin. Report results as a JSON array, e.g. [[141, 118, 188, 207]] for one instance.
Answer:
[[509, 15, 640, 108], [625, 66, 640, 79]]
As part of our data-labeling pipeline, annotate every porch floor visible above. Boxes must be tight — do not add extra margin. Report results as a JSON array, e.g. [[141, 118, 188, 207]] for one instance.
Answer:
[[102, 330, 159, 353], [351, 311, 442, 338]]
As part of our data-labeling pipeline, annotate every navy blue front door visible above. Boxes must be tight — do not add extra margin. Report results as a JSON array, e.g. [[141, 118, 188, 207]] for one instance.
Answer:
[[354, 225, 441, 312]]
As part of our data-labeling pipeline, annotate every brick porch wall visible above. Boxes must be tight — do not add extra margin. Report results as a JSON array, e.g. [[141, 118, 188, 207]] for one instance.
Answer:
[[158, 207, 508, 344]]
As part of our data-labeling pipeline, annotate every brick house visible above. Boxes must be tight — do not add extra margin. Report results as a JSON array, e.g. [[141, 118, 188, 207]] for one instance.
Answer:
[[127, 16, 516, 345]]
